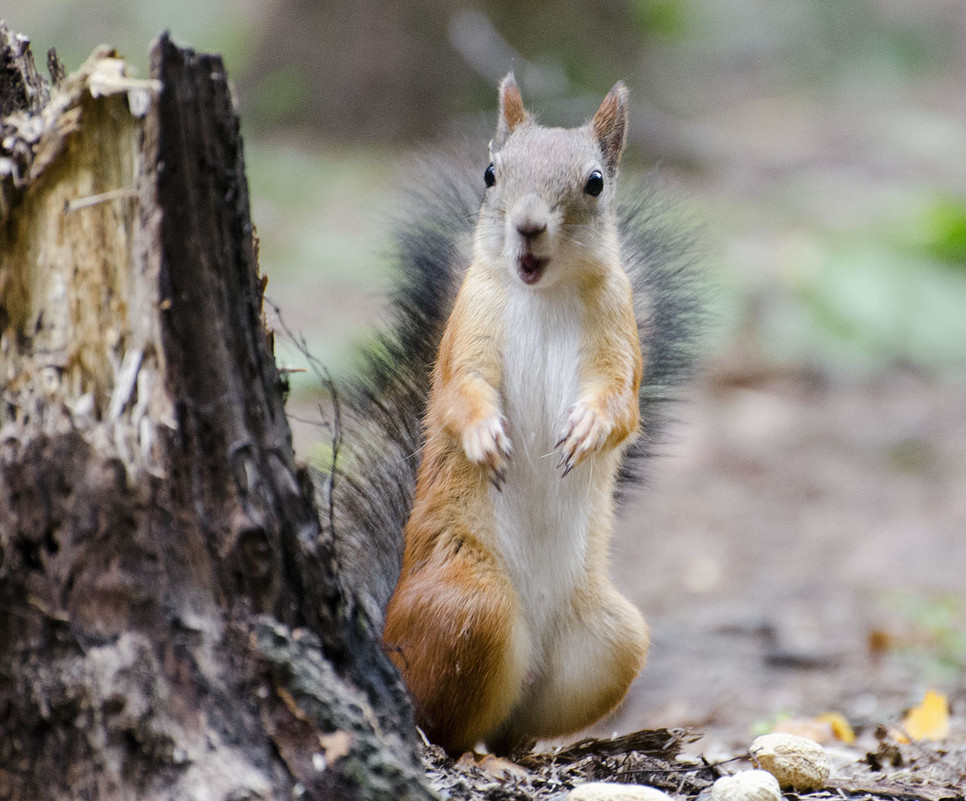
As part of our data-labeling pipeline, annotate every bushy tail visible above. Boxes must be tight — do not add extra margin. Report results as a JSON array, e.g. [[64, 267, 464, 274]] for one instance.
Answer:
[[319, 145, 704, 626], [318, 149, 487, 625], [618, 176, 706, 492]]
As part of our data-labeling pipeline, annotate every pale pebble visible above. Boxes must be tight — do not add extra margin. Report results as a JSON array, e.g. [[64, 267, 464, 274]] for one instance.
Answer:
[[750, 732, 830, 790], [567, 781, 675, 801], [711, 770, 782, 801]]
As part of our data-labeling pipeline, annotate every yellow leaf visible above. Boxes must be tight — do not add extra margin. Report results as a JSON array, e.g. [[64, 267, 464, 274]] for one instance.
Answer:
[[901, 690, 950, 741], [817, 712, 856, 744]]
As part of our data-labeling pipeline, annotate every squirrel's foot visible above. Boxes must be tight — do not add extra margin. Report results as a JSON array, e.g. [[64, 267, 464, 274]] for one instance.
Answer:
[[555, 402, 611, 476], [462, 414, 512, 489]]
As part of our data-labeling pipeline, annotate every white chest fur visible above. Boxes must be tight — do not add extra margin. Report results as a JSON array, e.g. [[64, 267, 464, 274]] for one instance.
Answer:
[[492, 284, 598, 654]]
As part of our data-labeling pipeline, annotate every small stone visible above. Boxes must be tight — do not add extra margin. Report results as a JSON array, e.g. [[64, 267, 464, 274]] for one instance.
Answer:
[[711, 770, 782, 801], [750, 732, 830, 790], [567, 782, 675, 801]]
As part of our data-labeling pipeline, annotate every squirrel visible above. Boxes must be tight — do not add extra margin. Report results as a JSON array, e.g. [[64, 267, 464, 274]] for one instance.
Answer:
[[320, 73, 703, 756]]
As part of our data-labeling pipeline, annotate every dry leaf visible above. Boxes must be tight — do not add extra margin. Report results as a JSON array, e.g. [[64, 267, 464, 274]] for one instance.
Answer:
[[817, 712, 856, 744], [899, 690, 950, 742]]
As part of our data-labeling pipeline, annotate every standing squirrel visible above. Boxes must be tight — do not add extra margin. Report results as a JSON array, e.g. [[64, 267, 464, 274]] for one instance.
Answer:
[[323, 74, 702, 756]]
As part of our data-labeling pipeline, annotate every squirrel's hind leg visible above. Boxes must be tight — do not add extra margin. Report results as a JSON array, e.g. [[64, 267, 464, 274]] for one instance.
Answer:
[[383, 536, 530, 755], [487, 584, 648, 748]]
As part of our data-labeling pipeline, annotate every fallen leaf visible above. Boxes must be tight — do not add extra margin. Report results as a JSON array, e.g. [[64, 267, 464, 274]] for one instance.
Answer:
[[866, 628, 894, 660], [899, 690, 950, 742], [817, 712, 856, 744]]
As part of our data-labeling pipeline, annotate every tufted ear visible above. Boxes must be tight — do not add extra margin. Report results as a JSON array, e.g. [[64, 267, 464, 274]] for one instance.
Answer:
[[592, 81, 629, 175], [494, 72, 529, 148]]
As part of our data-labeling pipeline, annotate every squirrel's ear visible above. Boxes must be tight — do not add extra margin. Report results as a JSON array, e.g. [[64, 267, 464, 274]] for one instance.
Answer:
[[592, 81, 629, 175], [495, 72, 529, 147]]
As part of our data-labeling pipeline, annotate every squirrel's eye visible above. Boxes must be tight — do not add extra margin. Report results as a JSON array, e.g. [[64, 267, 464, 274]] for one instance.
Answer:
[[484, 163, 496, 188], [584, 170, 604, 197]]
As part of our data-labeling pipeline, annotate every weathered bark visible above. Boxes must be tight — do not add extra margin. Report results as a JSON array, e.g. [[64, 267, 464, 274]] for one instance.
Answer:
[[0, 24, 430, 801]]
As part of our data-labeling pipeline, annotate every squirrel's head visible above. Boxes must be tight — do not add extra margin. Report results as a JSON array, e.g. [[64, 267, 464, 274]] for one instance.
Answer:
[[475, 73, 629, 290]]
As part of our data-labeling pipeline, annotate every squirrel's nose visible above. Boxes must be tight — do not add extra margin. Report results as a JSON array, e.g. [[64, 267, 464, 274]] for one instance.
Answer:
[[516, 219, 547, 239], [511, 194, 551, 241]]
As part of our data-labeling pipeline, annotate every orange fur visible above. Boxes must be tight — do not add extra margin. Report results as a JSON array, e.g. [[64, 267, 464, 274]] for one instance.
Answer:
[[383, 531, 527, 754]]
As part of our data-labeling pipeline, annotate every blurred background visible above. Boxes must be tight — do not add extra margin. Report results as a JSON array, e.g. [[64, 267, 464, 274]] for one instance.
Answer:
[[6, 0, 965, 748]]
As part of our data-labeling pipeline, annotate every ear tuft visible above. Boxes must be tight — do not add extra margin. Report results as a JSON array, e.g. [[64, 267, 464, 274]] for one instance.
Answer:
[[592, 81, 629, 175], [495, 72, 529, 147]]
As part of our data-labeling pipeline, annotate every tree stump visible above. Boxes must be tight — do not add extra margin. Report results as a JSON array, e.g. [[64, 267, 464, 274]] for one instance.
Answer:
[[0, 24, 430, 801]]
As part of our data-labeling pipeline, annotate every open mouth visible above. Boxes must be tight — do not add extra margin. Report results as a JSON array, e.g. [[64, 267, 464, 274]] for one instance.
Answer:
[[517, 253, 547, 285]]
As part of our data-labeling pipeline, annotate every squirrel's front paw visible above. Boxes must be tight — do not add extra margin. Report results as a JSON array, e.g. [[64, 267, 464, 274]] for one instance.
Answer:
[[462, 415, 512, 488], [555, 402, 611, 476]]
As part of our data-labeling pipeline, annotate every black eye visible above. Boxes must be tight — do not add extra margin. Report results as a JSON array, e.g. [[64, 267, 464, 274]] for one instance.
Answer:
[[584, 170, 604, 197], [484, 163, 496, 188]]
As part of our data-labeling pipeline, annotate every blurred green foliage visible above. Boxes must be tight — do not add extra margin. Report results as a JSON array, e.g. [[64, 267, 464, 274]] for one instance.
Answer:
[[915, 195, 966, 269], [2, 0, 255, 77], [3, 0, 966, 385], [757, 217, 966, 373], [883, 592, 966, 686], [629, 0, 693, 42], [247, 144, 395, 394]]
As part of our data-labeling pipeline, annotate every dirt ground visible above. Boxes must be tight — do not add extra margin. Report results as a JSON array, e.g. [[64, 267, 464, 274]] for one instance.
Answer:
[[601, 364, 966, 753]]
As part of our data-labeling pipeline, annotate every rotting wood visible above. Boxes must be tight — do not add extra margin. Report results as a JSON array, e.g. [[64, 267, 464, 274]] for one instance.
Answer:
[[0, 26, 430, 801], [0, 21, 49, 117]]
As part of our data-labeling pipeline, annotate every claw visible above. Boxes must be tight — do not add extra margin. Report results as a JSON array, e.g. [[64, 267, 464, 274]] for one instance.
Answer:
[[493, 466, 507, 490], [463, 414, 512, 483], [555, 401, 614, 478]]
